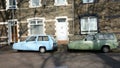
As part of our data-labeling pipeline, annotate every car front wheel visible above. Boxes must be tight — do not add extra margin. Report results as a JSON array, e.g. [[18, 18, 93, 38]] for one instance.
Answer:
[[39, 47, 46, 53]]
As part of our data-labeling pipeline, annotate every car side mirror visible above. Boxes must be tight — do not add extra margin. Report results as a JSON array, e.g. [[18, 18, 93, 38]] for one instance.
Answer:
[[26, 40, 29, 42], [85, 39, 87, 41]]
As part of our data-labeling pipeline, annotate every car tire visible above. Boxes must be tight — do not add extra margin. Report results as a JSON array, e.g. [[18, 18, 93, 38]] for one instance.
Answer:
[[101, 46, 110, 53], [17, 50, 22, 52], [39, 47, 46, 53], [67, 46, 71, 52]]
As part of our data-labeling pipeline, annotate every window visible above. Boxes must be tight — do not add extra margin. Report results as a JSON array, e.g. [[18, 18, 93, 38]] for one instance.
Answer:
[[104, 34, 114, 40], [6, 0, 17, 10], [54, 0, 68, 6], [80, 16, 98, 34], [97, 34, 114, 40], [29, 0, 41, 8], [26, 36, 36, 42], [57, 18, 66, 22], [43, 36, 49, 41], [82, 0, 94, 3], [112, 0, 120, 1], [98, 34, 104, 39], [38, 36, 42, 41], [38, 36, 48, 41], [8, 20, 17, 26], [28, 18, 44, 35], [86, 35, 94, 41]]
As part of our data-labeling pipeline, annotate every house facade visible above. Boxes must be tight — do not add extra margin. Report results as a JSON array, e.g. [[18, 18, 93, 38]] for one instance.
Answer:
[[70, 0, 120, 41], [0, 0, 120, 45], [0, 0, 74, 45]]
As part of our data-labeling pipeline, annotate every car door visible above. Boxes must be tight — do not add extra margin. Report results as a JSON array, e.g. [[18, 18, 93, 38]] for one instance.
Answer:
[[38, 36, 50, 50], [24, 36, 38, 50], [77, 35, 95, 50]]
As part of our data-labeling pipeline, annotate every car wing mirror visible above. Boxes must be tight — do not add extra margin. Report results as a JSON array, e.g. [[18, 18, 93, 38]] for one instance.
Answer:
[[26, 40, 29, 42], [85, 39, 87, 41]]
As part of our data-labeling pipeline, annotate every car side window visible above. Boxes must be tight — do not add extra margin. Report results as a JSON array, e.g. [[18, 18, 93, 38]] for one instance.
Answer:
[[86, 35, 94, 41], [43, 36, 49, 41], [26, 36, 36, 42], [98, 34, 104, 39], [38, 36, 42, 41], [38, 36, 49, 41], [104, 34, 114, 40]]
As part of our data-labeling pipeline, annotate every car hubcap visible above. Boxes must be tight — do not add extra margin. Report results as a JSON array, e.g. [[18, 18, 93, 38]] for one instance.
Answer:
[[40, 48, 45, 53], [103, 47, 109, 53]]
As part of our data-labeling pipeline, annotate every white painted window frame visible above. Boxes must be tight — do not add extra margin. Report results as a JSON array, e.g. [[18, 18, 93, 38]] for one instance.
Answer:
[[82, 0, 94, 3], [54, 0, 68, 6], [80, 16, 98, 34], [29, 0, 42, 8], [27, 17, 45, 36], [6, 0, 18, 10]]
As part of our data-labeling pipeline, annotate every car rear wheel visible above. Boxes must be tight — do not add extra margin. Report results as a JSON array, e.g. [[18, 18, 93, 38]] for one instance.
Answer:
[[17, 50, 23, 52], [101, 46, 110, 53], [39, 47, 46, 53]]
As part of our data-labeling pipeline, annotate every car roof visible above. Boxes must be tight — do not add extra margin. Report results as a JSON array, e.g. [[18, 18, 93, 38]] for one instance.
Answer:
[[29, 34, 51, 36], [96, 33, 114, 35]]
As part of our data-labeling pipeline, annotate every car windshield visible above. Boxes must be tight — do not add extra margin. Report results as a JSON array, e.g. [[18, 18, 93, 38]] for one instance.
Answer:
[[51, 36, 56, 42], [26, 36, 36, 42], [85, 35, 94, 41]]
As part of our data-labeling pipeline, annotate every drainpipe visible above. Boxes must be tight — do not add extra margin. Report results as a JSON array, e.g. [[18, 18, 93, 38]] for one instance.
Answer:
[[73, 0, 75, 34]]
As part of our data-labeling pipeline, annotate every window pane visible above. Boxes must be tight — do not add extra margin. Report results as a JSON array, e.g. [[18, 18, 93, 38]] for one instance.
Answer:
[[81, 18, 89, 31], [43, 36, 49, 41], [27, 36, 36, 41], [83, 0, 94, 3], [32, 0, 40, 6], [57, 18, 66, 22], [9, 0, 17, 9], [89, 0, 94, 2], [9, 0, 16, 5], [104, 34, 114, 40], [86, 35, 94, 41], [30, 20, 36, 24], [37, 20, 43, 24], [55, 0, 67, 5], [89, 17, 97, 30], [30, 25, 43, 35], [38, 36, 42, 41], [98, 34, 104, 39], [57, 0, 65, 4]]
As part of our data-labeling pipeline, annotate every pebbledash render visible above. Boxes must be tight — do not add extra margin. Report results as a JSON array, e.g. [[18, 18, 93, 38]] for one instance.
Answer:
[[0, 0, 120, 45]]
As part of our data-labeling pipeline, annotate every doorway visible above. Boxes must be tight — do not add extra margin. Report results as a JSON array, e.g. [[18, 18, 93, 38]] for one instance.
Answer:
[[55, 17, 69, 44], [8, 20, 18, 43]]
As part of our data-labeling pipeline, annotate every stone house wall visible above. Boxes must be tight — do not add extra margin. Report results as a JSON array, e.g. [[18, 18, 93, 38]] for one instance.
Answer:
[[0, 0, 74, 45], [70, 0, 120, 41]]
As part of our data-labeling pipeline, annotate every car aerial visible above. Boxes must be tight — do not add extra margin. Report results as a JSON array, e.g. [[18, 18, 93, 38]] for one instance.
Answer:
[[12, 35, 57, 53], [67, 33, 119, 53]]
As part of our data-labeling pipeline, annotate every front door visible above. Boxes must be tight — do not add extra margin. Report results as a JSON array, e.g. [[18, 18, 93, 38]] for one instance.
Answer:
[[8, 20, 18, 43], [11, 25, 18, 42], [56, 17, 68, 44]]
